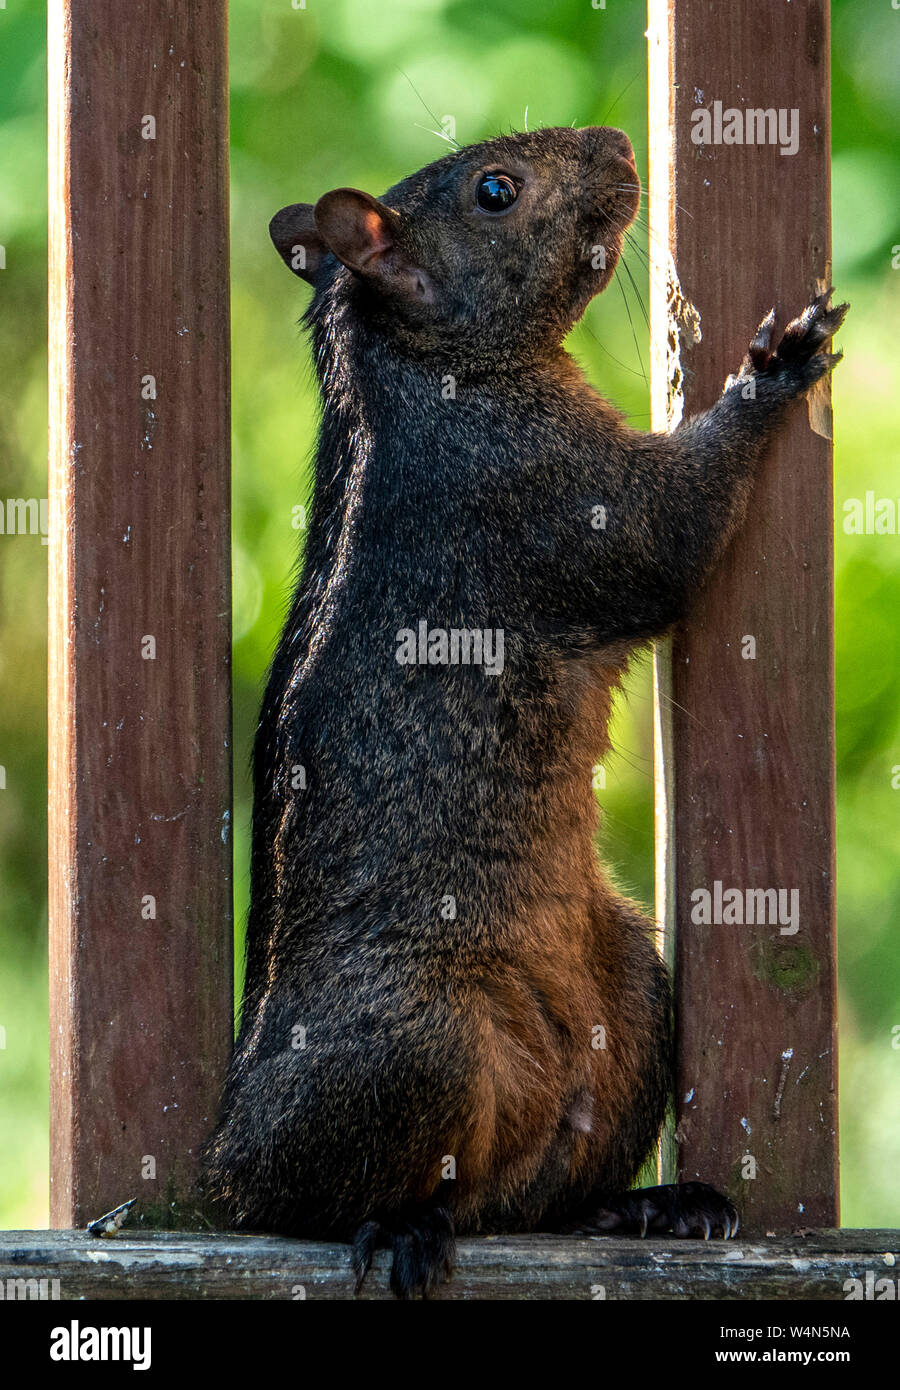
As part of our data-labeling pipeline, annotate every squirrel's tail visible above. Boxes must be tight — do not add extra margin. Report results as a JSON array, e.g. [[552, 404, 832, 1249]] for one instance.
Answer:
[[351, 1202, 456, 1299]]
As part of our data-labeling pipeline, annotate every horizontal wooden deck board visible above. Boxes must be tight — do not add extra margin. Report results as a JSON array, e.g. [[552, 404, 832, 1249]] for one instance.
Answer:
[[1, 1229, 897, 1300]]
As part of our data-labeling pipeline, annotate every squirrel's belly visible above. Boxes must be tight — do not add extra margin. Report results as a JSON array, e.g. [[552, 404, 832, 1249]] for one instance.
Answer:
[[211, 890, 667, 1236]]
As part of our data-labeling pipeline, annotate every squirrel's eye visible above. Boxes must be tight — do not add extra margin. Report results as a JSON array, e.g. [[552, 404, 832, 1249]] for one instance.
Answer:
[[476, 173, 518, 213]]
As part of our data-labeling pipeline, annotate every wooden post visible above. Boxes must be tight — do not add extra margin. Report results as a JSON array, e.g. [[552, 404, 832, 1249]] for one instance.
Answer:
[[48, 1, 232, 1227], [649, 0, 838, 1231]]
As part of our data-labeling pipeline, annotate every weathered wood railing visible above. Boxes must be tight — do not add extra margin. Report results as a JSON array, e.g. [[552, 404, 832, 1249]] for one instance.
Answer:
[[47, 0, 232, 1229], [648, 0, 838, 1228], [2, 1229, 897, 1300]]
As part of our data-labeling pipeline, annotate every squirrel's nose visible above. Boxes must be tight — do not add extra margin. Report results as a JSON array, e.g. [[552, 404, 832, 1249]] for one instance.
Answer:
[[579, 125, 636, 167]]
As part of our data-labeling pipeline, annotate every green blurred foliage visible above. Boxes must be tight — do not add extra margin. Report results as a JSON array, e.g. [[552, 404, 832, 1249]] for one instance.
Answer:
[[0, 0, 897, 1229]]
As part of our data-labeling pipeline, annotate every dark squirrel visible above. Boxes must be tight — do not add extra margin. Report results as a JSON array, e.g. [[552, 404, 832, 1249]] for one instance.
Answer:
[[203, 125, 847, 1297]]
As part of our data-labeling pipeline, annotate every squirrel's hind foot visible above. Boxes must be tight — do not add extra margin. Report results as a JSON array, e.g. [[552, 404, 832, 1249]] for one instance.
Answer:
[[351, 1204, 456, 1299], [573, 1181, 739, 1241]]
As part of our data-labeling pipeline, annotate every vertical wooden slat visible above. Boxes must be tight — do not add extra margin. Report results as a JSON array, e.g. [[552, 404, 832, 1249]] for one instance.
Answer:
[[48, 0, 232, 1227], [649, 0, 838, 1231]]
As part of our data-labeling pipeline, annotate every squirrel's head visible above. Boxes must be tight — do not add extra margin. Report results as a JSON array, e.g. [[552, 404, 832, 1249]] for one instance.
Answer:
[[270, 126, 639, 369]]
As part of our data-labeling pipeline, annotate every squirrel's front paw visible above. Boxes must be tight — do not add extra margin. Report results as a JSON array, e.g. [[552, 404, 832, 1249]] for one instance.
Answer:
[[725, 290, 849, 399]]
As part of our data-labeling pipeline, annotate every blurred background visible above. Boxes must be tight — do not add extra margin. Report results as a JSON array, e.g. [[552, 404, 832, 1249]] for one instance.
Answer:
[[0, 0, 897, 1228]]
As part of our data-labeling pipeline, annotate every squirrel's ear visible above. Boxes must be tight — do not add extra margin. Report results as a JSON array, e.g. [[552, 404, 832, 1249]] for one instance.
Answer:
[[314, 188, 433, 303], [269, 203, 327, 283]]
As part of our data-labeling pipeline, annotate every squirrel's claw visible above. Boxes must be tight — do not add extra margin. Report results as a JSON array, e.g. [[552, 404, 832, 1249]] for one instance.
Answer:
[[726, 291, 849, 400], [573, 1181, 739, 1242], [779, 291, 849, 360], [748, 307, 776, 371]]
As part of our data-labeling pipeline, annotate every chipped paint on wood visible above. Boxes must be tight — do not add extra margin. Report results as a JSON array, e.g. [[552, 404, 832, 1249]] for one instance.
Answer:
[[1, 1229, 897, 1300]]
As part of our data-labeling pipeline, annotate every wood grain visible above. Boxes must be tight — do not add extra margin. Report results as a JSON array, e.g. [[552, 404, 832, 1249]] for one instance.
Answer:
[[649, 0, 837, 1232], [48, 1, 232, 1227], [1, 1229, 895, 1300]]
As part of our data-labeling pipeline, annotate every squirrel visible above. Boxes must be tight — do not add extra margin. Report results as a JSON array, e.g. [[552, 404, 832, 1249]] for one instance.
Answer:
[[202, 125, 847, 1298]]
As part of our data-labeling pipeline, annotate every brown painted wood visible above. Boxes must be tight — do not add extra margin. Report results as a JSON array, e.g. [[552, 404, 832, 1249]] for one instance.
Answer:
[[48, 1, 232, 1227], [649, 0, 838, 1231], [1, 1229, 896, 1300]]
